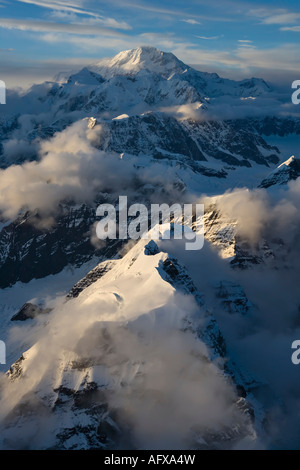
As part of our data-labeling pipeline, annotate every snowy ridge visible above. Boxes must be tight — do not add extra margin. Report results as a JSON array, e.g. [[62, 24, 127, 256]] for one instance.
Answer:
[[1, 235, 259, 449], [260, 155, 300, 188]]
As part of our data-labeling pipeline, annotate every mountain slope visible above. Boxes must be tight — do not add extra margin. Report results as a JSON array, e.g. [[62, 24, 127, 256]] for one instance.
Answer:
[[0, 236, 258, 450], [259, 155, 300, 188]]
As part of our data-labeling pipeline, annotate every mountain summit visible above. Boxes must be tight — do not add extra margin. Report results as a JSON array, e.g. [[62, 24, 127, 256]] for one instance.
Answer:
[[87, 46, 270, 98], [260, 155, 300, 188], [91, 46, 188, 79]]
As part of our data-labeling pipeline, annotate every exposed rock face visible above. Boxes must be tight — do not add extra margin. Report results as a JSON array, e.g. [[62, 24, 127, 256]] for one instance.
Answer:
[[0, 203, 124, 288], [10, 302, 52, 321]]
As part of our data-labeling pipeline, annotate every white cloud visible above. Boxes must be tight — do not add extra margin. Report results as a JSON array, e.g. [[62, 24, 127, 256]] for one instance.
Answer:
[[104, 0, 233, 23], [182, 19, 201, 25], [236, 43, 300, 73], [15, 0, 132, 30], [238, 43, 256, 49], [262, 13, 300, 25], [0, 118, 185, 225], [195, 35, 221, 40], [0, 120, 134, 223], [16, 0, 100, 17], [249, 8, 300, 25], [0, 17, 129, 36], [281, 26, 300, 32], [179, 42, 299, 78]]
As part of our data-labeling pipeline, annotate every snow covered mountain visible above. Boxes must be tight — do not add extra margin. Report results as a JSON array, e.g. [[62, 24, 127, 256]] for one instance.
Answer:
[[90, 46, 271, 98], [260, 155, 300, 188], [0, 46, 300, 450], [91, 46, 188, 79], [1, 236, 260, 450], [0, 46, 295, 171]]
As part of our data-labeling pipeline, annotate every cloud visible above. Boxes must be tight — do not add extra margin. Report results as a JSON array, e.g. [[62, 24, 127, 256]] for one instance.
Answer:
[[182, 19, 202, 25], [2, 138, 38, 164], [14, 0, 132, 30], [237, 45, 256, 49], [237, 39, 255, 48], [159, 102, 206, 122], [0, 17, 129, 35], [0, 56, 97, 89], [104, 0, 233, 23], [235, 43, 300, 73], [16, 0, 101, 17], [207, 181, 300, 252], [262, 13, 300, 25], [107, 324, 242, 449], [195, 35, 221, 40], [0, 120, 134, 223], [281, 26, 300, 32], [159, 180, 300, 448], [212, 189, 270, 244], [0, 118, 186, 225], [170, 42, 299, 86], [249, 8, 300, 25]]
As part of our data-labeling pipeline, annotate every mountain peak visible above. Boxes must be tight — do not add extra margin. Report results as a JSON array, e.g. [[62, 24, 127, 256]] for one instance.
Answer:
[[91, 46, 188, 79], [278, 155, 296, 168], [110, 46, 179, 65], [259, 155, 300, 188]]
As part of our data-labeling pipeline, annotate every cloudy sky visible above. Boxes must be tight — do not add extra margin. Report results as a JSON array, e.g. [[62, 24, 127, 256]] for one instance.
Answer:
[[0, 0, 300, 88]]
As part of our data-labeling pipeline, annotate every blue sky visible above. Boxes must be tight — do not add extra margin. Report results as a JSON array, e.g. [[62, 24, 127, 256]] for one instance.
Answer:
[[0, 0, 300, 88]]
